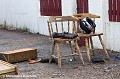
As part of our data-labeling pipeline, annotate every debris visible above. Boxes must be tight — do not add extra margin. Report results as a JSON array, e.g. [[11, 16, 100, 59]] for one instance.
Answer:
[[115, 54, 120, 60], [69, 59, 73, 62], [104, 64, 118, 72], [91, 57, 105, 63], [28, 59, 40, 64], [28, 57, 57, 64]]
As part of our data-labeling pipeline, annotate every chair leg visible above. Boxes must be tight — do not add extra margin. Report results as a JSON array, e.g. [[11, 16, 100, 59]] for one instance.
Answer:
[[90, 36, 95, 56], [56, 42, 62, 68], [69, 41, 75, 60], [85, 37, 91, 62], [75, 40, 85, 65], [49, 41, 56, 63], [98, 35, 109, 59]]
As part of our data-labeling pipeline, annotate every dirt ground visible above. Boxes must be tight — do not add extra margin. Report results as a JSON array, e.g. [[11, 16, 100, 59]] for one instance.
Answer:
[[0, 29, 120, 79]]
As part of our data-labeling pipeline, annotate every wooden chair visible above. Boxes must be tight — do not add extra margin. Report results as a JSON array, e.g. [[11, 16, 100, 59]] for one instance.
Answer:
[[47, 16, 84, 68], [73, 13, 110, 62]]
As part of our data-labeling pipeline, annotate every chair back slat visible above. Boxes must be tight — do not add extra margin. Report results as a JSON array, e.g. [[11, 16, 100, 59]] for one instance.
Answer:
[[47, 16, 78, 38], [50, 23, 53, 34], [61, 22, 64, 33], [68, 21, 70, 33], [55, 22, 58, 33], [48, 21, 52, 38], [73, 21, 77, 34]]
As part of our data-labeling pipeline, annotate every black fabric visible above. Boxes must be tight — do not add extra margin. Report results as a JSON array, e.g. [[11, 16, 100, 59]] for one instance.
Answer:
[[79, 17, 96, 34], [115, 54, 120, 60], [52, 32, 64, 38], [40, 58, 56, 63], [63, 32, 78, 39], [52, 32, 78, 39], [91, 57, 105, 63]]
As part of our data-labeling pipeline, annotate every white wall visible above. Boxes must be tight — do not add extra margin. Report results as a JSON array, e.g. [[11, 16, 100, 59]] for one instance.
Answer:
[[62, 0, 77, 16], [0, 0, 6, 22], [0, 0, 39, 33], [0, 0, 76, 35], [104, 22, 120, 52], [88, 0, 103, 48], [103, 0, 120, 52], [89, 0, 120, 52], [36, 0, 77, 35], [37, 16, 49, 35]]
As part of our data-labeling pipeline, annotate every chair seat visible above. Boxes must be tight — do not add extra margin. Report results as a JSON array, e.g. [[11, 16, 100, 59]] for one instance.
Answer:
[[51, 37, 78, 42], [77, 32, 109, 62], [78, 32, 103, 37]]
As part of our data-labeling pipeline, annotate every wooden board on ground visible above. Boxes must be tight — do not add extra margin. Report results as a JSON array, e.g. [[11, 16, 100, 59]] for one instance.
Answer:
[[0, 60, 18, 78], [0, 48, 37, 63]]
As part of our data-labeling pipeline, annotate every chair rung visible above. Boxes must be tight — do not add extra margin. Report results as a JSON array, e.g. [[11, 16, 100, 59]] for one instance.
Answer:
[[81, 51, 86, 53], [51, 55, 58, 59], [90, 48, 103, 50], [63, 53, 78, 57], [52, 53, 78, 58], [51, 55, 66, 60]]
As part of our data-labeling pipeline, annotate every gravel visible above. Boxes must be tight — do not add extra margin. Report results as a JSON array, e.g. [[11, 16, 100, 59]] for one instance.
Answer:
[[0, 29, 120, 79]]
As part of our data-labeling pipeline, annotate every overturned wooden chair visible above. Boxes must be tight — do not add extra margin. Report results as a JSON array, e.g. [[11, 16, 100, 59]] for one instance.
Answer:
[[47, 16, 84, 68], [73, 13, 110, 62]]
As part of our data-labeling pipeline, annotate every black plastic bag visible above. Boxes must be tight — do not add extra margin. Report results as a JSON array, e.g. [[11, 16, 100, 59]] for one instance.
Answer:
[[91, 57, 105, 63]]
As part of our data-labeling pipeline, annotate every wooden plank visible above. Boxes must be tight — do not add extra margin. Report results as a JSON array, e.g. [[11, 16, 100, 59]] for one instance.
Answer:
[[77, 0, 83, 13], [78, 33, 103, 37], [48, 16, 78, 22], [73, 13, 100, 19], [117, 0, 120, 22], [109, 0, 113, 21], [113, 0, 117, 21], [0, 60, 18, 77], [40, 0, 62, 16], [40, 0, 43, 15], [84, 0, 89, 13], [80, 0, 84, 13], [58, 0, 62, 16], [77, 0, 88, 13], [0, 48, 37, 63]]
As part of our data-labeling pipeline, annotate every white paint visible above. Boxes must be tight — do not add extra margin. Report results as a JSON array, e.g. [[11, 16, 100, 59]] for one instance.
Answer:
[[88, 0, 103, 48], [0, 0, 39, 33], [0, 0, 76, 35], [102, 0, 120, 52], [62, 0, 77, 16], [104, 22, 120, 52], [0, 0, 120, 51], [37, 16, 49, 35]]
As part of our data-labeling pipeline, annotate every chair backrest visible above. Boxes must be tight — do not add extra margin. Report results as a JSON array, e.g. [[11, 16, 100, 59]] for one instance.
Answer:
[[47, 16, 78, 38], [73, 13, 100, 33]]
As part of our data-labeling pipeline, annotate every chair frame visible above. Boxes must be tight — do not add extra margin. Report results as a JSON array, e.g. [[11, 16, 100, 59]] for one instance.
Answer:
[[47, 16, 85, 68], [73, 13, 110, 62]]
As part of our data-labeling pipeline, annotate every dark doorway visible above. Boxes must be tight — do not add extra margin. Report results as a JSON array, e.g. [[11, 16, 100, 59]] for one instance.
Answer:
[[77, 0, 89, 47]]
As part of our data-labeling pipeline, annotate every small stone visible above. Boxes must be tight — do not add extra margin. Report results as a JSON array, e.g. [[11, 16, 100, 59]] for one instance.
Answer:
[[69, 59, 72, 61]]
